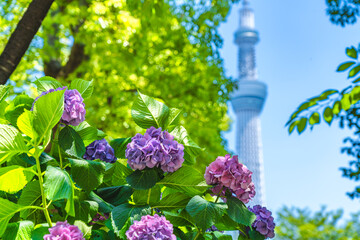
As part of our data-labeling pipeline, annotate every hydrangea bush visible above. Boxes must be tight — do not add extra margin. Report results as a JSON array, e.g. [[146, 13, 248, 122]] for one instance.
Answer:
[[0, 76, 275, 239]]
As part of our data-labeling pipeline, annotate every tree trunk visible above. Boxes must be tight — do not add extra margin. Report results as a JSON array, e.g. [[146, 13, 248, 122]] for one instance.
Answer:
[[0, 0, 55, 85]]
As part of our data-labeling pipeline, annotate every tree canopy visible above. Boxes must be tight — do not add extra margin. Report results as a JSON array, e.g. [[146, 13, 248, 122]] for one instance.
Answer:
[[0, 0, 239, 171], [276, 207, 360, 239]]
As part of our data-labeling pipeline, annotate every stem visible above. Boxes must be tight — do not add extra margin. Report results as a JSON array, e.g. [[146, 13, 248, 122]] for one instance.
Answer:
[[35, 153, 52, 227], [58, 144, 63, 169], [215, 186, 224, 203], [194, 231, 201, 240], [147, 189, 151, 205]]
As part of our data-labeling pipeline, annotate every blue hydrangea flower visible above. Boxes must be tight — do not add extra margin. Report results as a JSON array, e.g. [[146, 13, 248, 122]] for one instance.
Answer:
[[83, 139, 117, 163]]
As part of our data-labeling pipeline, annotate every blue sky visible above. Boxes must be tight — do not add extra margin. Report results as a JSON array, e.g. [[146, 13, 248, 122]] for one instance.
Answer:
[[220, 0, 360, 217]]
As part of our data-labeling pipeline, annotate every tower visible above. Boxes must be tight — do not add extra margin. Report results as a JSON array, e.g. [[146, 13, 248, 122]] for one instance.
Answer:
[[230, 0, 267, 206]]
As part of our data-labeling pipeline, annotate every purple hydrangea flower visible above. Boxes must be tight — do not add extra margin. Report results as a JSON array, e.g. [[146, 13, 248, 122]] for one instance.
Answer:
[[61, 89, 86, 126], [90, 213, 109, 225], [249, 205, 275, 239], [126, 214, 176, 240], [204, 154, 255, 204], [43, 221, 85, 240], [32, 87, 85, 126], [83, 139, 117, 163], [125, 127, 184, 172]]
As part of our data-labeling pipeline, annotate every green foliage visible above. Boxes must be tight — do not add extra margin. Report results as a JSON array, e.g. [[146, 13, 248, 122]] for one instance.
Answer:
[[226, 196, 256, 227], [126, 168, 162, 190], [0, 0, 236, 172], [59, 126, 86, 158], [69, 159, 105, 192], [276, 207, 360, 239]]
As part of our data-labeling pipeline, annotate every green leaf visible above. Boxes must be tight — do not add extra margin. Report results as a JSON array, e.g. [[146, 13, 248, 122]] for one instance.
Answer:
[[74, 220, 92, 239], [71, 121, 99, 146], [131, 91, 170, 129], [353, 76, 360, 83], [288, 120, 297, 134], [111, 204, 151, 237], [152, 192, 191, 210], [18, 181, 41, 219], [96, 186, 133, 206], [88, 192, 113, 213], [348, 64, 360, 78], [214, 214, 239, 231], [346, 47, 358, 59], [3, 220, 34, 240], [341, 94, 351, 111], [185, 196, 227, 230], [332, 101, 341, 115], [4, 95, 33, 127], [33, 89, 65, 146], [74, 200, 99, 223], [132, 186, 160, 205], [212, 232, 233, 240], [226, 196, 256, 227], [170, 126, 203, 165], [164, 211, 194, 227], [164, 108, 182, 129], [17, 110, 36, 139], [126, 168, 162, 190], [296, 117, 307, 134], [110, 138, 132, 159], [31, 224, 51, 240], [69, 159, 106, 192], [0, 165, 35, 194], [0, 198, 25, 237], [309, 112, 320, 125], [0, 124, 27, 164], [248, 230, 265, 240], [0, 85, 10, 103], [323, 107, 333, 125], [34, 76, 63, 93], [59, 126, 86, 158], [158, 166, 208, 196], [111, 160, 133, 186], [337, 61, 356, 72], [70, 79, 94, 99], [43, 166, 75, 216]]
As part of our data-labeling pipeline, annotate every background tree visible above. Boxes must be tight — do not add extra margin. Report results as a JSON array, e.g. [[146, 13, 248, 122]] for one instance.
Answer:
[[276, 207, 360, 239], [286, 2, 360, 198], [0, 0, 239, 171]]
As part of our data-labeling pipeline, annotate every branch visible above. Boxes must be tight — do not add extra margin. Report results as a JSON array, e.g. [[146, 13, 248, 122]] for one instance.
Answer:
[[0, 0, 55, 85]]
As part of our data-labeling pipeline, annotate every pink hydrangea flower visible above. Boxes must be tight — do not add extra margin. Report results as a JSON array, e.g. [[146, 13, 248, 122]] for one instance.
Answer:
[[204, 154, 255, 203], [126, 214, 176, 240], [43, 221, 85, 240]]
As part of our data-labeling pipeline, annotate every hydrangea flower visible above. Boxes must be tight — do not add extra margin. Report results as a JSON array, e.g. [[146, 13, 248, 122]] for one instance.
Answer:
[[126, 214, 176, 240], [32, 87, 86, 126], [204, 154, 255, 203], [43, 221, 85, 240], [61, 89, 86, 126], [125, 127, 184, 172], [249, 205, 275, 239], [83, 139, 117, 163]]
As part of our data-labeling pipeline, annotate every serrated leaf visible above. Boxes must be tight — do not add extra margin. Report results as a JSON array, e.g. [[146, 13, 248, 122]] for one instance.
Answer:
[[337, 61, 356, 72], [226, 196, 256, 227], [185, 196, 227, 230], [0, 165, 34, 194], [69, 79, 94, 99], [152, 192, 191, 210], [4, 95, 33, 127], [74, 200, 99, 223], [69, 159, 106, 192], [33, 89, 65, 146], [110, 138, 132, 159], [43, 166, 75, 216], [17, 110, 36, 139], [0, 198, 25, 237], [111, 204, 151, 237], [164, 108, 182, 130], [158, 166, 208, 196], [3, 220, 34, 240], [131, 91, 170, 129], [164, 211, 194, 227], [0, 124, 27, 164], [96, 186, 133, 206], [111, 160, 133, 186], [71, 121, 99, 146], [18, 181, 41, 219], [170, 126, 203, 165], [132, 186, 160, 205], [126, 168, 162, 190], [34, 76, 63, 93], [59, 126, 86, 158], [346, 47, 358, 59]]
